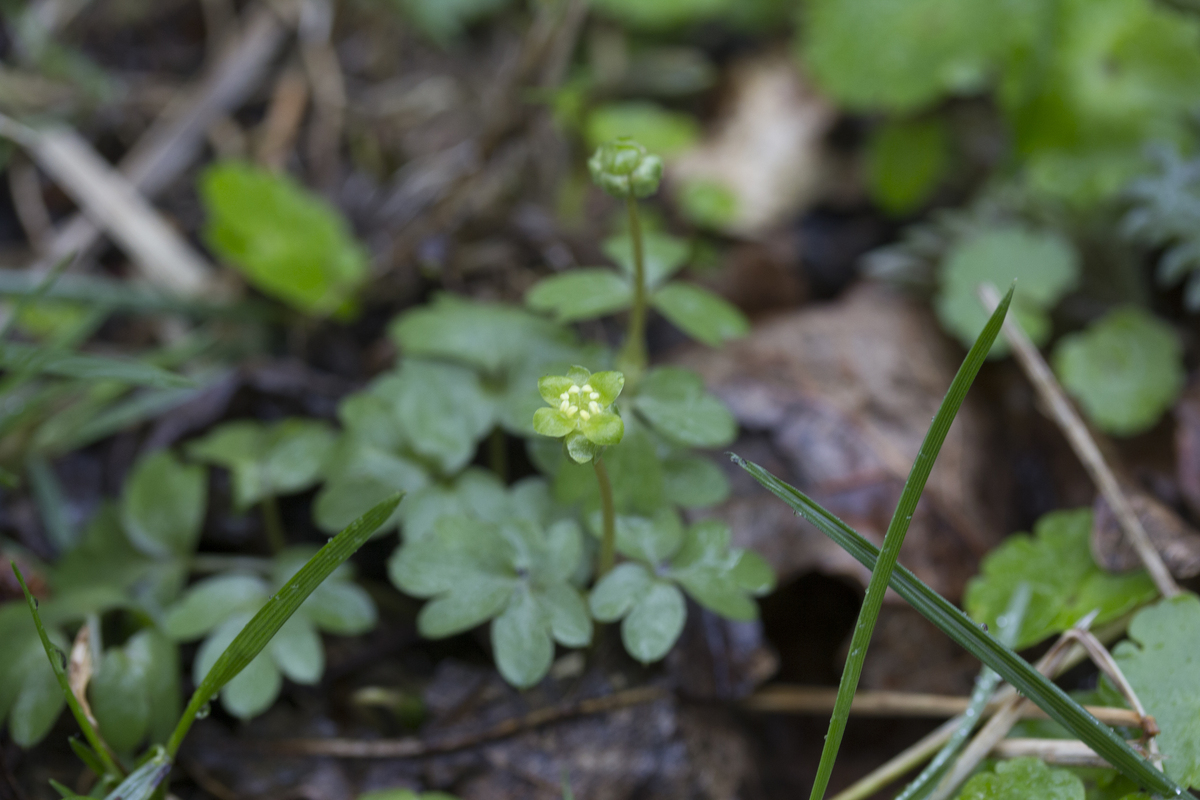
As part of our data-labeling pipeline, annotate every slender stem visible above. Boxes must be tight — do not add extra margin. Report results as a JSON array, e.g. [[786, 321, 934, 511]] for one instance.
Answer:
[[619, 194, 648, 378], [261, 495, 285, 554], [594, 456, 616, 576], [11, 564, 123, 779], [978, 283, 1179, 598], [489, 427, 508, 482], [807, 287, 1013, 800]]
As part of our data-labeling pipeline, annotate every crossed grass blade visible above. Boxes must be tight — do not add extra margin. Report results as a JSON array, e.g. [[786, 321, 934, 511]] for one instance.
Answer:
[[733, 457, 1183, 797], [798, 283, 1014, 800], [166, 492, 404, 756]]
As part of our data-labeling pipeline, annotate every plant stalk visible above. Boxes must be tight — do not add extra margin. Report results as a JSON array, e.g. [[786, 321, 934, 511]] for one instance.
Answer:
[[806, 285, 1013, 800], [594, 456, 616, 576], [618, 194, 648, 378], [261, 494, 285, 554]]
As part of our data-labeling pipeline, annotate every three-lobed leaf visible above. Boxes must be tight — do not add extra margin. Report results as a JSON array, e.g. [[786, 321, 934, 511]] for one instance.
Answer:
[[954, 757, 1085, 800], [120, 450, 207, 559], [1111, 593, 1200, 788], [632, 366, 736, 448], [964, 508, 1157, 649]]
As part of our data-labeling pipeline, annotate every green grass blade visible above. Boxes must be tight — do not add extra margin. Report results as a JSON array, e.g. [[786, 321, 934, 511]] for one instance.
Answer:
[[0, 269, 274, 321], [0, 342, 193, 388], [804, 284, 1014, 800], [165, 493, 404, 756], [0, 253, 74, 341], [10, 563, 123, 779], [894, 582, 1030, 800], [100, 748, 171, 800], [733, 457, 1184, 797]]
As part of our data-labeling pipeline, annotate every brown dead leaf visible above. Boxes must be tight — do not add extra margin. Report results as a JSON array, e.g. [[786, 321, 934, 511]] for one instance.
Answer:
[[1092, 489, 1200, 578], [672, 53, 834, 238], [1174, 383, 1200, 520], [69, 623, 101, 731], [681, 282, 1003, 600]]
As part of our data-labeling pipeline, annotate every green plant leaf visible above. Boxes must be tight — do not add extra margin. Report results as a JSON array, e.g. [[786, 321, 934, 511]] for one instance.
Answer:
[[603, 232, 691, 290], [303, 580, 378, 635], [965, 508, 1157, 649], [800, 0, 1020, 112], [194, 612, 281, 718], [389, 512, 588, 688], [1052, 307, 1185, 436], [585, 102, 701, 156], [734, 456, 1184, 798], [526, 269, 633, 323], [1111, 593, 1200, 788], [124, 628, 179, 745], [188, 419, 336, 510], [650, 282, 750, 347], [201, 162, 368, 316], [394, 0, 510, 44], [0, 343, 192, 388], [589, 562, 653, 621], [612, 507, 684, 565], [96, 748, 172, 800], [588, 0, 733, 29], [954, 757, 1085, 800], [391, 293, 579, 377], [621, 580, 686, 663], [164, 574, 269, 640], [90, 649, 149, 753], [120, 450, 207, 559], [866, 117, 949, 215], [661, 453, 730, 508], [492, 585, 555, 689], [269, 614, 323, 685], [935, 225, 1080, 355], [668, 519, 773, 621], [167, 493, 402, 754], [633, 366, 736, 448]]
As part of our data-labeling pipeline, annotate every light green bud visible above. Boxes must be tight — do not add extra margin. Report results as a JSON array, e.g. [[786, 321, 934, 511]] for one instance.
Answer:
[[588, 137, 663, 199]]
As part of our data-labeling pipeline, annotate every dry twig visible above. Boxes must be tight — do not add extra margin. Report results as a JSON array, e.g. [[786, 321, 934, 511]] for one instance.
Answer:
[[978, 283, 1179, 597]]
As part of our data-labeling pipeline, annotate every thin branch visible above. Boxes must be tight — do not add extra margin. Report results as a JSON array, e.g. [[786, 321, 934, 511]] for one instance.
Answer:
[[742, 686, 1144, 728], [268, 686, 667, 758], [978, 283, 1179, 597]]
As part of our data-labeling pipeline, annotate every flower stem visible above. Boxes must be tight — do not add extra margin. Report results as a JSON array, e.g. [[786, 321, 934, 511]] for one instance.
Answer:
[[594, 456, 616, 576], [618, 194, 648, 379], [261, 495, 286, 554]]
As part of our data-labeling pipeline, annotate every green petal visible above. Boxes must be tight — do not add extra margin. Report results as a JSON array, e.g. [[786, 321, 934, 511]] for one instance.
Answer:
[[533, 407, 577, 438], [582, 410, 624, 446], [588, 370, 626, 407], [565, 365, 593, 386], [564, 430, 600, 464], [538, 375, 575, 406]]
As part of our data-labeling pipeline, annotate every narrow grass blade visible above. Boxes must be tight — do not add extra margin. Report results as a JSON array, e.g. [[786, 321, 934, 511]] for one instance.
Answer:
[[0, 342, 193, 388], [804, 284, 1013, 800], [27, 452, 76, 550], [894, 583, 1030, 800], [165, 493, 404, 756], [0, 253, 73, 341], [733, 457, 1184, 798], [10, 563, 123, 779], [98, 747, 171, 800], [0, 270, 274, 321]]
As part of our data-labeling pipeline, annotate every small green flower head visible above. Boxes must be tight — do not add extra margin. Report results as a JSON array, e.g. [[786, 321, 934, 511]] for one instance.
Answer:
[[534, 366, 625, 463], [588, 138, 663, 199]]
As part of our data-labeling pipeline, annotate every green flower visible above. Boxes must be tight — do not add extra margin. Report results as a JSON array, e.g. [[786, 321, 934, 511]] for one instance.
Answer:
[[588, 138, 663, 199], [533, 366, 625, 463]]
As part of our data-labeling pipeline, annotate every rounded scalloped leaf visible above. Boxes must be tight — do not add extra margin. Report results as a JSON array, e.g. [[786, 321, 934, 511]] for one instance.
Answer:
[[1112, 594, 1200, 788], [956, 757, 1085, 800], [1053, 307, 1184, 436], [800, 0, 1017, 112], [935, 226, 1080, 356]]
